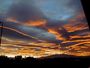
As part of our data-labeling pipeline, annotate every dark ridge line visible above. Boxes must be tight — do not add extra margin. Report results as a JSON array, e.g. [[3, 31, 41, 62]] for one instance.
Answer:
[[0, 54, 90, 59], [0, 55, 90, 65]]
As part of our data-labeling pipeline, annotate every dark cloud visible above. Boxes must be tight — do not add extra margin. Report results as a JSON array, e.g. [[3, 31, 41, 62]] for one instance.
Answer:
[[7, 0, 46, 22], [46, 19, 67, 28], [67, 0, 82, 9], [1, 21, 59, 43], [69, 29, 90, 36]]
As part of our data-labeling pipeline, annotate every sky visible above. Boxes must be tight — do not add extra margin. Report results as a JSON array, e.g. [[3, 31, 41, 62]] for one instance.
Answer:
[[34, 0, 82, 20], [0, 0, 90, 58], [0, 0, 88, 43], [0, 0, 83, 21]]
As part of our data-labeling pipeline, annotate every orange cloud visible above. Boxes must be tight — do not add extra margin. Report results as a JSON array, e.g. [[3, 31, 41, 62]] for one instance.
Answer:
[[24, 20, 47, 27]]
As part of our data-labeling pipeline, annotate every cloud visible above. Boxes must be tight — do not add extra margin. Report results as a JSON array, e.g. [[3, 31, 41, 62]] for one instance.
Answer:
[[6, 0, 46, 22], [1, 21, 59, 43], [33, 0, 83, 21], [0, 0, 83, 21]]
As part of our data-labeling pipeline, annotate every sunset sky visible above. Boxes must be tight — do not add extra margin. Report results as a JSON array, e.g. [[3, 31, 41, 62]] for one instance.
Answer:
[[0, 0, 83, 21], [0, 0, 90, 58]]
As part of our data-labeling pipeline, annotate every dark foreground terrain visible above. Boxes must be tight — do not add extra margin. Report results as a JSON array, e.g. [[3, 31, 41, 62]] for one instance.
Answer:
[[0, 55, 90, 68]]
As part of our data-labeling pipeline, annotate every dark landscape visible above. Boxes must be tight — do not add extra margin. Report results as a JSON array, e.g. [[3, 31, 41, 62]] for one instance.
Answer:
[[0, 55, 90, 67]]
